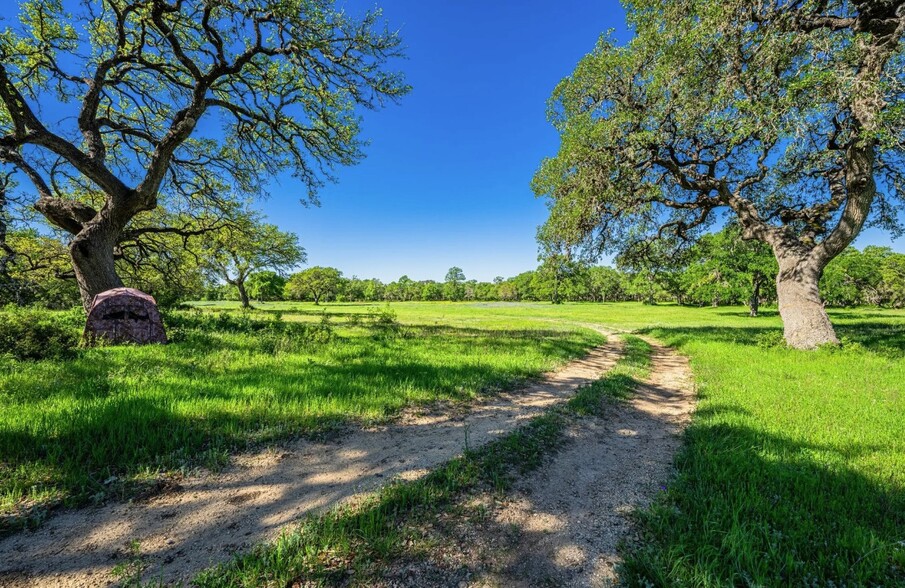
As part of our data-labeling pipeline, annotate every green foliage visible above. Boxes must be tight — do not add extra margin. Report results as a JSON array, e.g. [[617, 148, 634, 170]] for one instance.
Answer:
[[246, 271, 288, 302], [285, 266, 344, 304], [443, 267, 466, 301], [534, 0, 904, 343], [0, 230, 80, 309], [821, 246, 905, 308], [536, 1, 904, 254], [0, 306, 81, 360], [202, 213, 304, 307], [681, 226, 777, 309], [0, 0, 408, 302]]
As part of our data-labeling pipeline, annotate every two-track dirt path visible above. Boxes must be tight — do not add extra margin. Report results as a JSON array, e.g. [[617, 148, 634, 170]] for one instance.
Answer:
[[0, 334, 625, 587], [369, 337, 697, 588], [479, 338, 696, 587]]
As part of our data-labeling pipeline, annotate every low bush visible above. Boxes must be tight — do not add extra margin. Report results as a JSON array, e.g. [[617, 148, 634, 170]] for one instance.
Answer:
[[0, 306, 82, 361], [163, 308, 334, 352]]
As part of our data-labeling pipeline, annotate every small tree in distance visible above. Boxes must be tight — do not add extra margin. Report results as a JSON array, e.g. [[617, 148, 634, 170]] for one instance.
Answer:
[[444, 267, 466, 301], [285, 267, 343, 305], [203, 216, 304, 309], [247, 271, 287, 303]]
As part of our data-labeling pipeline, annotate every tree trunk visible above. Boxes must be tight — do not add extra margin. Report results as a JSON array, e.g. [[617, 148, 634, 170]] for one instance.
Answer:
[[775, 253, 838, 349], [0, 188, 12, 292], [236, 280, 251, 309], [70, 225, 124, 311], [749, 273, 761, 318]]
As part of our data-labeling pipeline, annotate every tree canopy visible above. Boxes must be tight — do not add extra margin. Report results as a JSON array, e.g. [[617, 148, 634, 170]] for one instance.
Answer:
[[285, 266, 343, 305], [202, 214, 304, 308], [535, 0, 905, 348], [0, 0, 408, 308]]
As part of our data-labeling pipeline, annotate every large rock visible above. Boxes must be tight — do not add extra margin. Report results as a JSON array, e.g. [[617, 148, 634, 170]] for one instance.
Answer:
[[84, 287, 168, 345]]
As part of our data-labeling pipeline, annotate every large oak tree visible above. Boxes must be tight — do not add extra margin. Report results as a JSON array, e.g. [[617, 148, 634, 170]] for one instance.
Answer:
[[0, 0, 407, 309], [535, 0, 905, 348]]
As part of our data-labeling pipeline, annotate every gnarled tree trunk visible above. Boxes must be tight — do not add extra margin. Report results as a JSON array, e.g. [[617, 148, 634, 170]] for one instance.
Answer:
[[70, 223, 124, 312], [774, 252, 838, 349]]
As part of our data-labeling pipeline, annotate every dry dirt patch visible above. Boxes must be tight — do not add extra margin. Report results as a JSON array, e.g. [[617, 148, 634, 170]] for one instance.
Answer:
[[374, 338, 695, 588]]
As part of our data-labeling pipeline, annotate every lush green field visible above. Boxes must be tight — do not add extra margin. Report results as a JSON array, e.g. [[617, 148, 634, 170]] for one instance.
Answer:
[[0, 304, 602, 529], [2, 301, 904, 585], [199, 301, 905, 585], [623, 311, 905, 586]]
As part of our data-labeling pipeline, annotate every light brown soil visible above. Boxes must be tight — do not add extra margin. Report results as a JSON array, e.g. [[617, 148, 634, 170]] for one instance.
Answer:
[[0, 336, 623, 588], [481, 338, 695, 587], [373, 337, 695, 588]]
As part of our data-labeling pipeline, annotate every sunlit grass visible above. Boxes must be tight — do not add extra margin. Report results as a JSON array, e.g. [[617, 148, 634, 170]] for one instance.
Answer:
[[194, 335, 652, 588], [0, 307, 603, 530], [621, 320, 905, 586], [197, 301, 905, 585], [3, 301, 904, 585]]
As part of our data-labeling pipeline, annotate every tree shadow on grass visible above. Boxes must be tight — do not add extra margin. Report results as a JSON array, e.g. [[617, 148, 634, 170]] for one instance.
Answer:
[[636, 320, 905, 356], [621, 416, 905, 586]]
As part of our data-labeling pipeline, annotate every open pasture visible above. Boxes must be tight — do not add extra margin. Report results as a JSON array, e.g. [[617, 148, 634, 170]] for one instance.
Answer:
[[1, 302, 903, 585]]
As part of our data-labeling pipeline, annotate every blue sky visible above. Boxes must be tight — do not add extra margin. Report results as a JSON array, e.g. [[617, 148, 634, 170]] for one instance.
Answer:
[[258, 0, 634, 282], [23, 1, 903, 282]]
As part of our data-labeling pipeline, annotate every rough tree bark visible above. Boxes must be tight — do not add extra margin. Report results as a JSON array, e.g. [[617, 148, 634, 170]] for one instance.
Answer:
[[35, 192, 153, 310], [0, 185, 11, 287], [70, 225, 125, 311], [235, 280, 251, 309], [774, 251, 837, 348]]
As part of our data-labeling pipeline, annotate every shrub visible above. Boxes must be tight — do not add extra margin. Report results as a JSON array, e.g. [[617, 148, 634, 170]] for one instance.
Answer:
[[0, 307, 82, 360]]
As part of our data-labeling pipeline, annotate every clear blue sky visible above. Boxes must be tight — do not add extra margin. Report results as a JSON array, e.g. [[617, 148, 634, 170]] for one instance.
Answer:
[[260, 0, 902, 283], [258, 0, 634, 282], [31, 1, 901, 282]]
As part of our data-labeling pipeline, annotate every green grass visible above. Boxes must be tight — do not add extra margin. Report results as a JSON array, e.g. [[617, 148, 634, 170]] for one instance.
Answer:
[[193, 335, 652, 588], [621, 319, 905, 586], [3, 300, 904, 586], [0, 306, 603, 530], [193, 301, 905, 586]]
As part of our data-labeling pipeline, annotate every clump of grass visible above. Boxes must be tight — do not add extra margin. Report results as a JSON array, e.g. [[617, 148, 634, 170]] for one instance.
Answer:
[[193, 336, 653, 587], [569, 335, 651, 415]]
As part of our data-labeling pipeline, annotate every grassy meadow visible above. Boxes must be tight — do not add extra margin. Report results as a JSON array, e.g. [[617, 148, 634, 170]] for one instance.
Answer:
[[0, 303, 602, 531], [2, 301, 904, 585]]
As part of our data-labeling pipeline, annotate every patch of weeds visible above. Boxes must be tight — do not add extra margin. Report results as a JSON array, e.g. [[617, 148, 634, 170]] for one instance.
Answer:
[[754, 330, 787, 349], [111, 540, 150, 587], [367, 306, 403, 341]]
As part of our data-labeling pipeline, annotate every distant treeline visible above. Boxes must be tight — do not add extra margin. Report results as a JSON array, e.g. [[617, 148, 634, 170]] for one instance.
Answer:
[[206, 243, 905, 311], [4, 225, 903, 311]]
